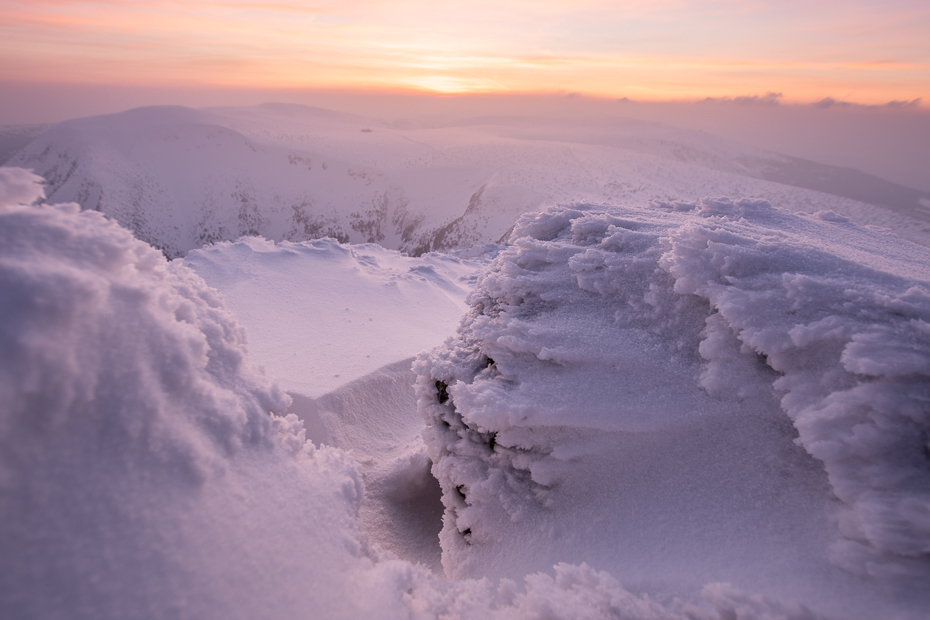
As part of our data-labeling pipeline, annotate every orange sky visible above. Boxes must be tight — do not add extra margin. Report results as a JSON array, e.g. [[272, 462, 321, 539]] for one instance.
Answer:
[[0, 0, 928, 104]]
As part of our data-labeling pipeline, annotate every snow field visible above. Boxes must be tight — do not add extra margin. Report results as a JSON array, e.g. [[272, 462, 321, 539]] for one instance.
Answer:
[[183, 235, 486, 397]]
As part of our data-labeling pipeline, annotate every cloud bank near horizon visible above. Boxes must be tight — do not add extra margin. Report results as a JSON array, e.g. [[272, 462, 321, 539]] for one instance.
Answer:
[[3, 83, 929, 194]]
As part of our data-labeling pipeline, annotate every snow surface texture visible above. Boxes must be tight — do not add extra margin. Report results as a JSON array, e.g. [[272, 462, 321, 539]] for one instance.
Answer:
[[662, 201, 930, 580], [7, 103, 930, 258], [184, 235, 485, 396], [3, 167, 854, 619], [416, 199, 930, 618], [0, 166, 45, 206]]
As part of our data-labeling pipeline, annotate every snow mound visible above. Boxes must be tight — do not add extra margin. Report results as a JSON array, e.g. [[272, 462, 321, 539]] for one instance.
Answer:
[[0, 173, 379, 619], [415, 198, 930, 617]]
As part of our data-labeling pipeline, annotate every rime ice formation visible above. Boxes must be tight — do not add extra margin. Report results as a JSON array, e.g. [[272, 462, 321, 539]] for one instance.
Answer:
[[416, 198, 930, 616]]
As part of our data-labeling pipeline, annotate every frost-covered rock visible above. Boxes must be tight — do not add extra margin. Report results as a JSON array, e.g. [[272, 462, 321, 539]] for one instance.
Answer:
[[415, 198, 930, 618]]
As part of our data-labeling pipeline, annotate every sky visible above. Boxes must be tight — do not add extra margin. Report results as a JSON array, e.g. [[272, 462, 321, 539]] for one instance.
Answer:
[[1, 0, 928, 104], [1, 0, 929, 192]]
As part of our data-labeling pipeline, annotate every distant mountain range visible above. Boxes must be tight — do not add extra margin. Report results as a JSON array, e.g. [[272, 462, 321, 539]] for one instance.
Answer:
[[5, 103, 929, 256]]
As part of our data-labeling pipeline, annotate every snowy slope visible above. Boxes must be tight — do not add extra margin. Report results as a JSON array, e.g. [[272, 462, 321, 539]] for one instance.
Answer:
[[0, 123, 49, 164], [8, 103, 930, 257]]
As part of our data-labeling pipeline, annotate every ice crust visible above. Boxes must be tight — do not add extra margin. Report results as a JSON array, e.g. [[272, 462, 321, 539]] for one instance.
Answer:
[[416, 198, 930, 615], [3, 166, 929, 619]]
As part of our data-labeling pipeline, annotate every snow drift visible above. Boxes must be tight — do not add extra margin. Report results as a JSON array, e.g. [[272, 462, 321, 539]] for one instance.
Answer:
[[0, 168, 380, 619], [182, 232, 489, 570], [415, 198, 930, 617]]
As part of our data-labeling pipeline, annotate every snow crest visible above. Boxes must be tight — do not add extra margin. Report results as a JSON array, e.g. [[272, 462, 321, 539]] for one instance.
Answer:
[[0, 167, 46, 207]]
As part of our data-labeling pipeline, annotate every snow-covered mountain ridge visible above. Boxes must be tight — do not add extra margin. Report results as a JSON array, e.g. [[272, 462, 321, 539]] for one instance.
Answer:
[[8, 103, 930, 256]]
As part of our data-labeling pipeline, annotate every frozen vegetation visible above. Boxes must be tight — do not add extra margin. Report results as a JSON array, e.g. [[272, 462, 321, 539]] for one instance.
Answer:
[[1, 103, 930, 619]]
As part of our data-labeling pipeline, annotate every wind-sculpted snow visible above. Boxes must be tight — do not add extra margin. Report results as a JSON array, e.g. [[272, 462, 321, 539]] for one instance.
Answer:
[[659, 199, 930, 582], [3, 168, 850, 619], [0, 166, 45, 206], [416, 199, 930, 617]]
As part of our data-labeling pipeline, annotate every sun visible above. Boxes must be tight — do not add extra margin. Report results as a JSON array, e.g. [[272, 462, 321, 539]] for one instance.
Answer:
[[406, 75, 498, 94]]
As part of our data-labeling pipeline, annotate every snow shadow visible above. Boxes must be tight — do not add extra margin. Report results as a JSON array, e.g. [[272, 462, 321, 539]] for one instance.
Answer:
[[286, 358, 444, 572]]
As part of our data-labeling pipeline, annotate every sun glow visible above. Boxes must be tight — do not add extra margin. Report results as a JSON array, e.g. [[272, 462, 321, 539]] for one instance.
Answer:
[[406, 75, 498, 94]]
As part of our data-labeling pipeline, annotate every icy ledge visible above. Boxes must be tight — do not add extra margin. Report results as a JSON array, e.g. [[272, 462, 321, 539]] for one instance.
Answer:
[[415, 198, 930, 617]]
